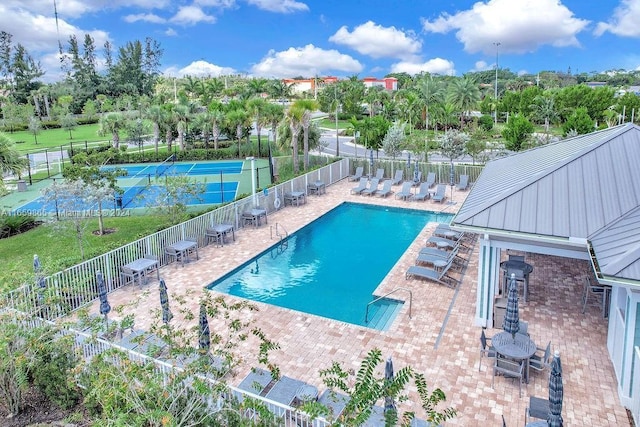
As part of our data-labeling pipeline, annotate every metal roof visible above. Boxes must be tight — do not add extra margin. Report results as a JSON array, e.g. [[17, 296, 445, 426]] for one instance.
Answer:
[[452, 123, 640, 285]]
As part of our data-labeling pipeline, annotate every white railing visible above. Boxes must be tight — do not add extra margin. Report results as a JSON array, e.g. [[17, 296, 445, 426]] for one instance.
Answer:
[[632, 346, 640, 425], [2, 159, 349, 319]]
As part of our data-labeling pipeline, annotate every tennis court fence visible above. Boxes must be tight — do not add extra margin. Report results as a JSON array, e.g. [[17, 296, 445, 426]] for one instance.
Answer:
[[2, 158, 349, 319]]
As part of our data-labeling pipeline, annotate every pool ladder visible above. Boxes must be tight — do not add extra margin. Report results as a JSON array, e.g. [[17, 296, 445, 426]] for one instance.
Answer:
[[364, 287, 412, 323], [270, 223, 289, 258]]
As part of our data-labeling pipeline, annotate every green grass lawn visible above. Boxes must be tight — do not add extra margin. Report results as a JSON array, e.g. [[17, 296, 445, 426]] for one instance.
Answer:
[[0, 215, 171, 293], [8, 123, 110, 152]]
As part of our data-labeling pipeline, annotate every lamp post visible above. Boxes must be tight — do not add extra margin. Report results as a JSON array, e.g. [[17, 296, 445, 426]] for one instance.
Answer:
[[334, 85, 340, 157], [247, 156, 257, 207], [494, 42, 501, 124]]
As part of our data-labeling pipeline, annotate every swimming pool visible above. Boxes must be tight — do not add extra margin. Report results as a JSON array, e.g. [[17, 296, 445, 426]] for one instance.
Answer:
[[207, 202, 453, 329]]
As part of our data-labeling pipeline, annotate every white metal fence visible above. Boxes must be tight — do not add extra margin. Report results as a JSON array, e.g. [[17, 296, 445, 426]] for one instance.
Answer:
[[2, 158, 349, 319]]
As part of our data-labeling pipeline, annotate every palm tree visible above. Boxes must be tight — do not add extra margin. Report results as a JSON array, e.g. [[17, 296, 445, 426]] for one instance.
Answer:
[[209, 108, 225, 150], [264, 103, 285, 151], [529, 95, 559, 133], [145, 104, 164, 153], [285, 105, 304, 174], [246, 98, 268, 156], [173, 104, 190, 151], [269, 80, 294, 103], [292, 99, 319, 170], [417, 77, 445, 135], [446, 77, 481, 126], [0, 133, 28, 179], [226, 108, 249, 158], [98, 112, 126, 149]]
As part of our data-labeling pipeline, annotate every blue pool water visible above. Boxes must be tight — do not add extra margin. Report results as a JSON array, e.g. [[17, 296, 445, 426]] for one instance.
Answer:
[[208, 202, 453, 329]]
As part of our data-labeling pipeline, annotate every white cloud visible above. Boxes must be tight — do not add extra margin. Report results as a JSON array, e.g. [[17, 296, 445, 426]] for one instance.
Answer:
[[329, 21, 421, 60], [595, 0, 640, 37], [195, 0, 237, 7], [165, 28, 178, 36], [170, 6, 216, 26], [245, 0, 309, 13], [390, 58, 455, 76], [124, 13, 166, 24], [422, 0, 589, 55], [164, 60, 236, 78], [473, 60, 491, 72], [8, 0, 172, 19], [251, 44, 362, 77]]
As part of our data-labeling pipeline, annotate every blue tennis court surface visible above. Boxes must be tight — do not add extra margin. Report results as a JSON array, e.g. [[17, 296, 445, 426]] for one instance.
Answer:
[[13, 182, 239, 214], [102, 161, 243, 178]]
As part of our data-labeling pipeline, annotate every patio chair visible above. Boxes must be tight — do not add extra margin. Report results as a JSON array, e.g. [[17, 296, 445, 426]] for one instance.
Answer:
[[164, 246, 182, 265], [413, 182, 431, 201], [374, 168, 385, 181], [479, 329, 497, 372], [426, 234, 463, 250], [405, 258, 456, 287], [492, 357, 525, 397], [529, 341, 552, 373], [375, 179, 393, 198], [264, 375, 317, 407], [525, 396, 550, 424], [361, 178, 380, 196], [424, 172, 436, 189], [316, 389, 350, 422], [120, 266, 141, 286], [456, 174, 469, 191], [416, 246, 461, 270], [518, 320, 529, 336], [391, 169, 403, 185], [237, 368, 274, 396], [582, 276, 608, 314], [348, 166, 364, 181], [395, 182, 414, 200], [432, 184, 447, 203], [350, 177, 368, 195]]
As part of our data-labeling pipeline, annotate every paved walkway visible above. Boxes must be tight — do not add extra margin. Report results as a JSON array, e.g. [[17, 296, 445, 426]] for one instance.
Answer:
[[100, 178, 630, 426]]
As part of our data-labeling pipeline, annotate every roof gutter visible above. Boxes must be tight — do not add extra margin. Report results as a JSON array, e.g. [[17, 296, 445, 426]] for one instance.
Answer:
[[449, 225, 590, 250]]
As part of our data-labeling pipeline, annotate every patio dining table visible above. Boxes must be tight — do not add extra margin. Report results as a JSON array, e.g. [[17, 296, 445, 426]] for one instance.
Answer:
[[165, 240, 199, 266], [205, 224, 235, 246], [122, 257, 160, 286], [492, 331, 537, 382], [500, 260, 533, 301]]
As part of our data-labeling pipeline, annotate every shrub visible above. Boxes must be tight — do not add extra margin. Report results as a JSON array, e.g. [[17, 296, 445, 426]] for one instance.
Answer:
[[478, 115, 494, 132]]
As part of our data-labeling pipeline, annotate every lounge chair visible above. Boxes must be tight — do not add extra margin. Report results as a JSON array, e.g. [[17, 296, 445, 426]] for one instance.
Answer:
[[237, 368, 273, 395], [395, 182, 413, 200], [432, 184, 447, 203], [264, 375, 318, 406], [391, 169, 403, 185], [361, 178, 380, 196], [413, 182, 431, 201], [424, 172, 436, 189], [426, 233, 463, 250], [348, 166, 364, 181], [405, 258, 456, 287], [374, 168, 385, 181], [350, 177, 368, 194], [375, 180, 393, 197], [417, 246, 459, 267], [457, 174, 469, 190], [434, 224, 464, 240], [411, 171, 422, 187]]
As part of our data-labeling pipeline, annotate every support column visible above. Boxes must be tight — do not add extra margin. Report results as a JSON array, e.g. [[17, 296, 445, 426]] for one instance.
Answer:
[[475, 235, 502, 327]]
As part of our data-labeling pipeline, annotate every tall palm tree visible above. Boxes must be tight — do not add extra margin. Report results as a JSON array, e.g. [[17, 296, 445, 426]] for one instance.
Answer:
[[529, 95, 559, 133], [264, 103, 285, 150], [226, 108, 249, 158], [0, 133, 28, 178], [285, 105, 304, 174], [209, 108, 225, 150], [246, 98, 268, 156], [145, 104, 164, 153], [446, 77, 481, 126], [417, 77, 445, 135], [98, 112, 126, 149], [292, 99, 319, 170], [173, 104, 190, 151]]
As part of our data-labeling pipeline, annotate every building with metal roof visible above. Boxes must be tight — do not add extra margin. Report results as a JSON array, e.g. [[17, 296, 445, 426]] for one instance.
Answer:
[[450, 123, 640, 413]]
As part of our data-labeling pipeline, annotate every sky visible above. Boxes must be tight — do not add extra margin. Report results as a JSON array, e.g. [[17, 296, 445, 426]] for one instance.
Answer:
[[3, 0, 640, 83]]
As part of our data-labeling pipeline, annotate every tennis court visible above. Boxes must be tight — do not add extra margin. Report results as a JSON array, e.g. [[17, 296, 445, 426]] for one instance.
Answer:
[[9, 158, 271, 215]]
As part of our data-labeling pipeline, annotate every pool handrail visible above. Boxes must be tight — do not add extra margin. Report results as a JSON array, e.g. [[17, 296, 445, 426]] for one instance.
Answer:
[[364, 287, 412, 323]]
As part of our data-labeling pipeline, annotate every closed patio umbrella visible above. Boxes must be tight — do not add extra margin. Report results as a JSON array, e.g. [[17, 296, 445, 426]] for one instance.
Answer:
[[369, 149, 374, 175], [384, 356, 396, 414], [96, 270, 111, 325], [413, 159, 419, 182], [34, 254, 46, 305], [547, 351, 564, 427], [502, 273, 520, 339], [198, 303, 210, 354], [159, 279, 173, 324]]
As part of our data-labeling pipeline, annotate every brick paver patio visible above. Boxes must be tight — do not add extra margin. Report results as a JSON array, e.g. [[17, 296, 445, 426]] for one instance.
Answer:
[[102, 178, 630, 426]]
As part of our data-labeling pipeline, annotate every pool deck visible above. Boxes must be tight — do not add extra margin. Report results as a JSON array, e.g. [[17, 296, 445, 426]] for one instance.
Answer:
[[99, 178, 630, 426]]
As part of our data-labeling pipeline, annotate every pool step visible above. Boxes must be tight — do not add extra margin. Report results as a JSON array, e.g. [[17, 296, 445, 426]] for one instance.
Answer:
[[365, 298, 404, 331]]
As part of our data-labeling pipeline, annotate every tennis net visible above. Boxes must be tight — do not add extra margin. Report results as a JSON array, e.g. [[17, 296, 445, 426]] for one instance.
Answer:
[[155, 154, 175, 178], [119, 174, 151, 208]]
